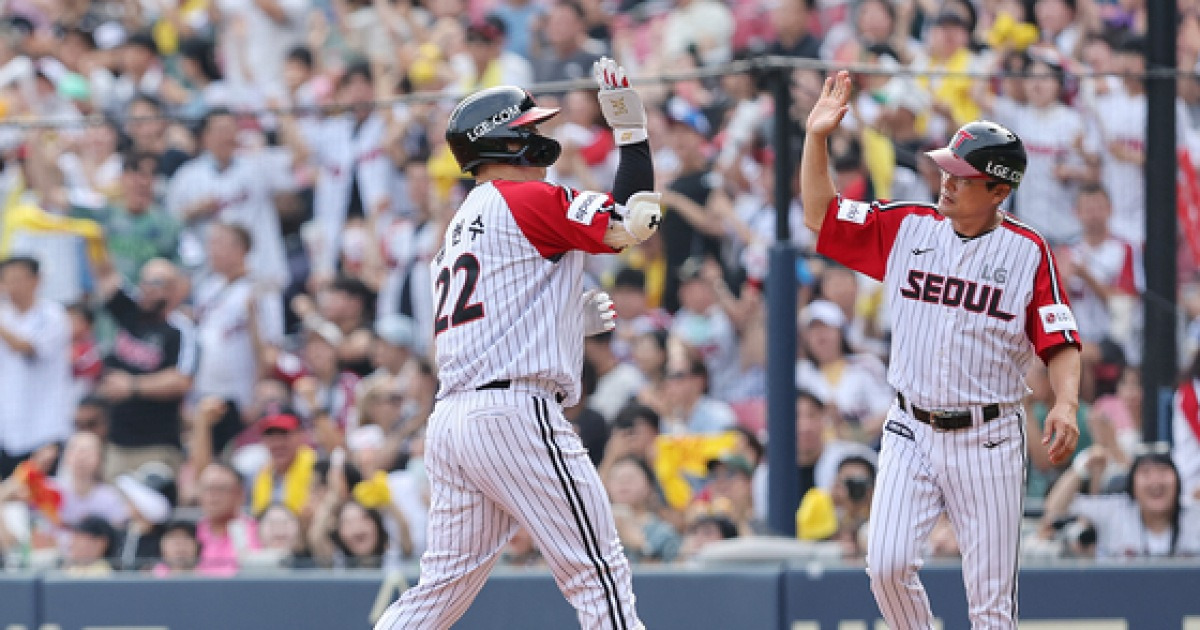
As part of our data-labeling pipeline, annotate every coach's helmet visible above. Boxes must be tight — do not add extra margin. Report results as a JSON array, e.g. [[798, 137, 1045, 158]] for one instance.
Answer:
[[445, 86, 562, 174], [925, 120, 1026, 188]]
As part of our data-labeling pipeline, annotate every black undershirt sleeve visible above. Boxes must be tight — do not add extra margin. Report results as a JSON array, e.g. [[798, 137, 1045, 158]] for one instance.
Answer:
[[611, 140, 654, 205]]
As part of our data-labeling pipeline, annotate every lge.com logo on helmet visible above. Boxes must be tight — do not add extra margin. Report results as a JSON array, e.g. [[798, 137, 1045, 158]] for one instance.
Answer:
[[467, 105, 524, 142]]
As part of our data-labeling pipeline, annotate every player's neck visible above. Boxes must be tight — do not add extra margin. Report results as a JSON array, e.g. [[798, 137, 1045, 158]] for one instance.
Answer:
[[952, 210, 1002, 239], [476, 165, 545, 183]]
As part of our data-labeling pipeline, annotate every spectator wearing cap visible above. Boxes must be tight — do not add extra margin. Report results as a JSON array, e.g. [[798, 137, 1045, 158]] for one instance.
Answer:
[[531, 1, 603, 85], [660, 0, 735, 66], [912, 10, 981, 135], [71, 151, 181, 285], [281, 63, 393, 284], [249, 411, 317, 519], [585, 330, 646, 424], [796, 299, 892, 444], [670, 257, 740, 402], [108, 32, 164, 118], [152, 520, 199, 575], [64, 515, 116, 575], [367, 314, 418, 385], [166, 109, 291, 289], [661, 353, 736, 435], [454, 16, 534, 94], [0, 256, 72, 479], [196, 462, 261, 575], [658, 108, 721, 313], [91, 255, 197, 480], [695, 453, 762, 535]]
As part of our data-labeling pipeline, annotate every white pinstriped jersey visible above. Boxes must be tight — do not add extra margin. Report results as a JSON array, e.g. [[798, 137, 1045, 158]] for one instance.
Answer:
[[817, 197, 1079, 409], [431, 180, 619, 407]]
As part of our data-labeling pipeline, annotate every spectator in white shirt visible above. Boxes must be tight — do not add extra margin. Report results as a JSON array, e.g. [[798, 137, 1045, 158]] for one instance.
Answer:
[[167, 108, 291, 289], [0, 256, 72, 479], [192, 223, 285, 414], [212, 0, 310, 97], [585, 330, 646, 424]]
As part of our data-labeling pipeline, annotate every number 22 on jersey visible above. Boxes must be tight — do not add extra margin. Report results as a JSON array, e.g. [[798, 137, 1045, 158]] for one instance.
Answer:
[[434, 253, 486, 335]]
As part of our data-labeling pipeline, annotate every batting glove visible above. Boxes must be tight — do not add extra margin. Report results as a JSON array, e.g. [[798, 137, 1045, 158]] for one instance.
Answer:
[[604, 191, 663, 249], [593, 56, 648, 146], [581, 289, 617, 336]]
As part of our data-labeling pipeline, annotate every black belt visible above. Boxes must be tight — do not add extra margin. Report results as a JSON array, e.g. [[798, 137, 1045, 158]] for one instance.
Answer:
[[896, 393, 999, 431], [477, 380, 566, 404]]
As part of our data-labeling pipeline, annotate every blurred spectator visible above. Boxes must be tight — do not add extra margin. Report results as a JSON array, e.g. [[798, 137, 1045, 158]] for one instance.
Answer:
[[63, 514, 115, 575], [55, 431, 128, 529], [109, 33, 164, 118], [676, 513, 738, 561], [251, 503, 313, 568], [1060, 185, 1140, 355], [121, 95, 191, 180], [795, 390, 877, 499], [285, 62, 392, 282], [171, 38, 231, 120], [630, 329, 670, 415], [211, 0, 309, 98], [661, 353, 736, 434], [697, 453, 761, 535], [279, 322, 360, 447], [0, 255, 72, 479], [1033, 0, 1082, 58], [661, 0, 734, 66], [192, 224, 284, 412], [659, 118, 721, 313], [454, 17, 534, 93], [57, 120, 122, 209], [765, 0, 820, 59], [585, 330, 646, 423], [310, 498, 394, 568], [796, 299, 892, 444], [67, 303, 103, 406], [567, 360, 610, 467], [195, 462, 260, 575], [152, 520, 200, 575], [249, 411, 317, 519], [531, 1, 603, 84], [1041, 449, 1200, 558], [166, 108, 291, 288], [670, 258, 739, 401], [367, 314, 419, 385], [913, 11, 980, 137], [72, 152, 181, 285], [828, 455, 875, 557], [1024, 363, 1093, 498], [73, 397, 111, 442], [607, 455, 681, 562], [374, 163, 442, 354], [608, 268, 671, 362], [93, 257, 196, 479], [980, 51, 1094, 245], [345, 422, 424, 557], [1173, 355, 1200, 504], [491, 0, 543, 60], [600, 404, 662, 480]]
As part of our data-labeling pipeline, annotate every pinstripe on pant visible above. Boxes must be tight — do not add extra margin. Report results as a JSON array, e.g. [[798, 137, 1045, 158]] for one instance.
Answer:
[[374, 388, 643, 630], [866, 404, 1026, 630]]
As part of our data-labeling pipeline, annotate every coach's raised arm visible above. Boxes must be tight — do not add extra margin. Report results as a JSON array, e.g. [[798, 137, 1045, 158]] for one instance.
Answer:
[[800, 70, 852, 234]]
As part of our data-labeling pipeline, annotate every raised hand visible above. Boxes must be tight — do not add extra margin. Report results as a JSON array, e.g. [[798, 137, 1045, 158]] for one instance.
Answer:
[[806, 70, 852, 138]]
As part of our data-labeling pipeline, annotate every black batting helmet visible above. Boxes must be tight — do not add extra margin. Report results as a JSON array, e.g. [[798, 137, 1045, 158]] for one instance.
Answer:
[[445, 86, 562, 174], [925, 120, 1026, 188]]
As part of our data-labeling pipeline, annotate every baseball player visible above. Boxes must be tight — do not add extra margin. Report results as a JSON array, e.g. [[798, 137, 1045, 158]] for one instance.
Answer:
[[800, 71, 1082, 629], [374, 58, 660, 630]]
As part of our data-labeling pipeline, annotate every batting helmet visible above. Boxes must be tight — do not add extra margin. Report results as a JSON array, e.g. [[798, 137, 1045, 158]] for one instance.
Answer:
[[445, 86, 562, 174], [925, 120, 1026, 188]]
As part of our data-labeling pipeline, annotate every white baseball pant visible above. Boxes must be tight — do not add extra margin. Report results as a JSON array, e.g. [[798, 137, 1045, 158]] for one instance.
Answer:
[[374, 385, 643, 630], [866, 404, 1026, 630]]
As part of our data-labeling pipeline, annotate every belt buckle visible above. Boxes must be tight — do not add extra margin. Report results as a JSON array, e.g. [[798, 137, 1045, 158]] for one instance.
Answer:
[[928, 409, 959, 431]]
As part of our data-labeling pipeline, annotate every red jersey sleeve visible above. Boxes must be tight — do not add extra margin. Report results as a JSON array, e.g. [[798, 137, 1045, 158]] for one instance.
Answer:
[[493, 180, 619, 259], [815, 197, 933, 281], [1024, 242, 1082, 362]]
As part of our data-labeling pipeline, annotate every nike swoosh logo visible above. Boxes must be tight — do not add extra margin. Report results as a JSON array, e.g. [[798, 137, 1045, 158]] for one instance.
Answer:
[[983, 438, 1009, 449], [912, 247, 935, 255]]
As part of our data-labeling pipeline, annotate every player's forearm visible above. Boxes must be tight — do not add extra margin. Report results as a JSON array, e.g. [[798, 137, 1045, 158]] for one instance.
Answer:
[[1045, 346, 1082, 412], [612, 141, 654, 204], [800, 132, 837, 233]]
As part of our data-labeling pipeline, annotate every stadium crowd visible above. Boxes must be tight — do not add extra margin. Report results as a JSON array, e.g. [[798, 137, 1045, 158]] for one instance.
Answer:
[[1, 0, 1200, 574]]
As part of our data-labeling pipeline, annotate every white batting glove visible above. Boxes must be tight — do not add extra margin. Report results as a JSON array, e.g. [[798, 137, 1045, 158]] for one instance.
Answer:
[[581, 289, 617, 336], [593, 56, 648, 146], [603, 192, 662, 249]]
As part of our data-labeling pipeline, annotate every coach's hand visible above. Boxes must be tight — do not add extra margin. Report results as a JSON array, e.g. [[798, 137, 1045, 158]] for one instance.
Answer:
[[581, 289, 617, 336], [1043, 403, 1080, 466], [806, 70, 852, 138], [593, 56, 647, 145]]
